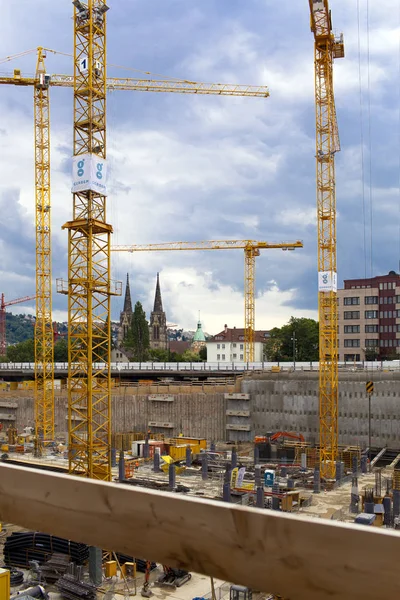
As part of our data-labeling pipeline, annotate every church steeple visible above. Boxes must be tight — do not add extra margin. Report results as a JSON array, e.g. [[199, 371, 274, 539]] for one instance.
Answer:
[[123, 273, 132, 314], [153, 272, 163, 313], [149, 272, 168, 351]]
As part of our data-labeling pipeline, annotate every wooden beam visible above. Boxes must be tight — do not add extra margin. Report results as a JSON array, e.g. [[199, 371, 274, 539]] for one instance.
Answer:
[[0, 464, 399, 600]]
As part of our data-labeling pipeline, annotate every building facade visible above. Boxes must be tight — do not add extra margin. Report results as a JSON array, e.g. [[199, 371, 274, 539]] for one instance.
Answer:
[[117, 273, 133, 345], [337, 271, 400, 361], [207, 325, 269, 362], [149, 273, 168, 351]]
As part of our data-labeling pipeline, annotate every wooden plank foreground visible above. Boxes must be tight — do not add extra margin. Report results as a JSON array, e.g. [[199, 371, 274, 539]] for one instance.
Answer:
[[0, 464, 399, 600]]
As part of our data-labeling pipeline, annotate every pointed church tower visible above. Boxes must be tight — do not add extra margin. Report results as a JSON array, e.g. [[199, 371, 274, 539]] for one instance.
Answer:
[[118, 274, 133, 344], [149, 273, 168, 350]]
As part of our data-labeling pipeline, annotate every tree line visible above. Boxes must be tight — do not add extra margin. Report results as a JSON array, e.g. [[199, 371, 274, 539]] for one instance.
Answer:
[[264, 317, 319, 362]]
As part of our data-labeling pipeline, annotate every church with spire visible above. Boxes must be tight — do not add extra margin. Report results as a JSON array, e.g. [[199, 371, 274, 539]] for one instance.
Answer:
[[117, 273, 133, 345], [149, 273, 168, 351]]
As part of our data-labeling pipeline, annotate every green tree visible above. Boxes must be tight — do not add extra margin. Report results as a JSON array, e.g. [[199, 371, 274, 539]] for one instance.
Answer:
[[54, 338, 68, 362], [124, 301, 149, 361], [264, 317, 319, 362], [148, 348, 169, 362], [7, 338, 35, 362], [180, 350, 202, 362]]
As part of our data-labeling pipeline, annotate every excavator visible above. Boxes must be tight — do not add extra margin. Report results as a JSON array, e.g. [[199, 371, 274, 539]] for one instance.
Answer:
[[254, 431, 305, 461], [141, 561, 191, 597]]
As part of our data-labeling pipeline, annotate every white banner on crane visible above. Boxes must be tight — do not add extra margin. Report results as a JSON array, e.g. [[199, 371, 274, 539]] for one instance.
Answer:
[[318, 271, 337, 293], [71, 153, 108, 195]]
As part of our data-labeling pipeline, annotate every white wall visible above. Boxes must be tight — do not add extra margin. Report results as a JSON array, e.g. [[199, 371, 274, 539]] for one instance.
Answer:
[[207, 341, 264, 362]]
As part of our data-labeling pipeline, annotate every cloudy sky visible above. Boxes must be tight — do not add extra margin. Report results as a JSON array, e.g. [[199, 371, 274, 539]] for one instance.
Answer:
[[0, 0, 399, 334]]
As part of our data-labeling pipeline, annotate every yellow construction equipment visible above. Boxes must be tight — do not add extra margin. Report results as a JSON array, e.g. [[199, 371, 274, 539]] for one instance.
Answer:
[[0, 48, 269, 445], [112, 240, 303, 361], [34, 47, 54, 443], [308, 0, 344, 479], [59, 0, 115, 480]]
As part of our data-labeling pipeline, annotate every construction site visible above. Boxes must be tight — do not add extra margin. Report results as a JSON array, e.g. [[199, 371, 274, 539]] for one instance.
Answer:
[[0, 1, 399, 600]]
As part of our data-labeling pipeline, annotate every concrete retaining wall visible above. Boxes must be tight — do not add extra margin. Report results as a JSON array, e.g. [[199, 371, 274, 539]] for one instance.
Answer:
[[243, 371, 400, 448], [5, 371, 400, 448]]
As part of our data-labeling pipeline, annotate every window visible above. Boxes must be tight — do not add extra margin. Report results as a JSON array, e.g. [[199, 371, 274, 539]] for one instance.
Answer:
[[222, 344, 225, 349], [233, 353, 237, 359], [379, 283, 383, 290], [344, 311, 360, 319], [365, 296, 378, 304], [240, 344, 243, 350], [217, 344, 220, 349], [365, 310, 378, 319], [240, 354, 243, 360], [344, 325, 360, 333], [396, 296, 400, 303], [344, 297, 359, 305], [344, 354, 360, 361], [222, 354, 225, 360], [344, 339, 360, 347], [232, 343, 236, 348], [365, 339, 378, 348], [365, 324, 378, 333], [217, 354, 220, 360]]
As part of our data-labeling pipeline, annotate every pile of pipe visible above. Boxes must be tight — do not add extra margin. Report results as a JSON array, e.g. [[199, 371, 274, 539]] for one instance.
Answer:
[[116, 554, 156, 572], [4, 532, 89, 568]]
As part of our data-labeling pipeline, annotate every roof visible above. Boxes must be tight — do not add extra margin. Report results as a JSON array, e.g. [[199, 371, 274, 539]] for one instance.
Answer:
[[122, 273, 132, 314], [193, 320, 206, 342], [153, 272, 163, 313], [169, 340, 191, 354], [208, 327, 270, 343]]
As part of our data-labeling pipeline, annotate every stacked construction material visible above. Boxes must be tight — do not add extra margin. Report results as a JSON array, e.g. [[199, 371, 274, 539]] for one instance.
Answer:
[[115, 554, 156, 572], [40, 553, 71, 583], [4, 532, 89, 568], [57, 573, 96, 600]]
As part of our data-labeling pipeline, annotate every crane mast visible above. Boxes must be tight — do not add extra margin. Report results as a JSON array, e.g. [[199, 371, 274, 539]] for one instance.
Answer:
[[309, 0, 344, 479], [112, 240, 303, 361], [34, 47, 55, 442], [62, 0, 115, 480]]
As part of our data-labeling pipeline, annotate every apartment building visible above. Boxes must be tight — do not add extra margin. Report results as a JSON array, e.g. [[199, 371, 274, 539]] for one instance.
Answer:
[[337, 271, 400, 361], [207, 325, 270, 362]]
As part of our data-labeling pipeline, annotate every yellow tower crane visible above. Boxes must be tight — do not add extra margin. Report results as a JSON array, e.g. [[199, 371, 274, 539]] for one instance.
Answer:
[[0, 43, 269, 476], [309, 0, 344, 479], [112, 239, 303, 361], [34, 48, 54, 443]]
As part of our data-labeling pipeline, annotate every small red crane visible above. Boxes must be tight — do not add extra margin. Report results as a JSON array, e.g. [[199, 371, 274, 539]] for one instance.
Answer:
[[0, 293, 36, 355]]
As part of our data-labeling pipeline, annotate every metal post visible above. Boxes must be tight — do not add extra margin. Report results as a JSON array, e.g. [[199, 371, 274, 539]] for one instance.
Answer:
[[223, 482, 231, 503], [231, 447, 237, 469], [169, 463, 176, 490], [291, 330, 296, 370], [368, 392, 372, 471], [143, 438, 149, 459], [88, 546, 102, 586], [352, 455, 358, 475], [301, 453, 307, 471], [383, 496, 392, 527], [254, 443, 260, 465], [255, 465, 262, 488], [111, 448, 117, 468], [185, 445, 192, 467], [393, 490, 400, 519], [361, 454, 368, 474], [313, 468, 321, 494], [201, 452, 208, 480], [118, 450, 125, 481], [153, 450, 160, 473], [350, 477, 359, 514], [256, 486, 264, 509]]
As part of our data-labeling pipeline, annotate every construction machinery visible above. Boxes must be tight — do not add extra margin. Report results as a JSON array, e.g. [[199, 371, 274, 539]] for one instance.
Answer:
[[112, 239, 303, 361], [34, 47, 54, 443], [308, 0, 344, 479], [0, 294, 36, 356], [0, 47, 269, 454]]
